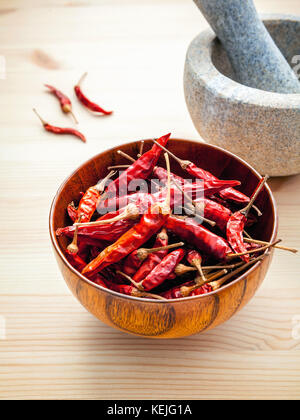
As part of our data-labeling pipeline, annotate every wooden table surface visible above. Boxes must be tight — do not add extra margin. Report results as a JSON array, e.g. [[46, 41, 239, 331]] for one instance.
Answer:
[[1, 0, 300, 400]]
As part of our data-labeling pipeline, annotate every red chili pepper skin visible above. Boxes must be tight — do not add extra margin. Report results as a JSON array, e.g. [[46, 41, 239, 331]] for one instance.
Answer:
[[166, 215, 232, 261], [106, 133, 171, 197], [75, 186, 101, 223], [185, 162, 249, 204], [152, 166, 186, 185], [122, 250, 144, 277], [44, 123, 86, 142], [190, 284, 213, 296], [141, 248, 185, 291], [161, 281, 212, 299], [67, 202, 78, 222], [90, 274, 108, 287], [187, 250, 202, 265], [45, 84, 73, 114], [194, 198, 232, 231], [82, 210, 168, 277], [65, 250, 87, 272], [74, 73, 113, 115], [56, 217, 135, 244], [133, 229, 169, 282], [226, 212, 249, 262]]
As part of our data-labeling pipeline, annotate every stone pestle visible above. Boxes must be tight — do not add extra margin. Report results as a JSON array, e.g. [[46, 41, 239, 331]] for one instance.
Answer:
[[193, 0, 300, 93]]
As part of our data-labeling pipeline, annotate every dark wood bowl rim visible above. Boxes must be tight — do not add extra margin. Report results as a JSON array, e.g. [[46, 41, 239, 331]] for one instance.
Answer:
[[49, 138, 278, 303]]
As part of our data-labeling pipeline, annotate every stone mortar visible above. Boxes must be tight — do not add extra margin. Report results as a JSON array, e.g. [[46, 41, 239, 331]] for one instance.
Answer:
[[184, 15, 300, 176]]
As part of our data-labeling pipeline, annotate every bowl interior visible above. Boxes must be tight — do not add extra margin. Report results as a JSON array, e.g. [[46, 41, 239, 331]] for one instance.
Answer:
[[212, 18, 300, 82], [50, 139, 277, 279]]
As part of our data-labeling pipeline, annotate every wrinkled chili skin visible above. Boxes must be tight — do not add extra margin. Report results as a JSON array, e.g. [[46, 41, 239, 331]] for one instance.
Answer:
[[185, 162, 249, 204], [161, 281, 212, 299], [187, 250, 202, 265], [152, 166, 186, 185], [106, 133, 170, 197], [190, 284, 212, 296], [133, 229, 168, 282], [44, 124, 86, 142], [166, 215, 232, 261], [122, 250, 144, 277], [56, 215, 135, 243], [194, 197, 232, 231], [45, 84, 72, 113], [142, 248, 185, 291], [76, 187, 101, 223], [82, 210, 168, 277], [67, 202, 77, 222], [74, 85, 113, 115], [65, 250, 87, 272], [226, 212, 249, 262]]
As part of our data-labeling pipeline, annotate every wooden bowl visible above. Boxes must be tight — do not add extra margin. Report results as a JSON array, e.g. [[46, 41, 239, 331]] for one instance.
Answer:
[[49, 139, 278, 338]]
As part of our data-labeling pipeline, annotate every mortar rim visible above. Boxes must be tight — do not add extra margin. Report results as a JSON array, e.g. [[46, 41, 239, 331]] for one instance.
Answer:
[[185, 14, 300, 108]]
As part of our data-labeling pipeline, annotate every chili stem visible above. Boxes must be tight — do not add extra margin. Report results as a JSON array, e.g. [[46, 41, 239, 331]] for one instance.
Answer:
[[202, 261, 245, 270], [243, 237, 298, 254], [107, 165, 130, 170], [117, 271, 144, 291], [227, 239, 281, 259], [76, 72, 88, 87], [75, 203, 139, 227], [180, 269, 228, 296], [183, 203, 216, 227], [70, 110, 78, 124], [152, 139, 191, 169], [241, 175, 269, 217], [137, 140, 145, 158], [33, 108, 47, 125], [67, 215, 82, 253], [132, 290, 167, 301], [209, 254, 265, 290], [117, 150, 136, 163], [94, 170, 116, 192], [141, 242, 184, 254]]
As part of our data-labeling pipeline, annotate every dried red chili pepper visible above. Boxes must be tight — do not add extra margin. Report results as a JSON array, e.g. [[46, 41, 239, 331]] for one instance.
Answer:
[[44, 84, 78, 123], [226, 176, 269, 262], [75, 170, 115, 223], [33, 108, 86, 143], [119, 248, 186, 292], [74, 72, 113, 115], [67, 201, 78, 222], [187, 250, 206, 284], [122, 242, 184, 277], [105, 133, 171, 197], [166, 215, 232, 261], [193, 197, 232, 231], [65, 250, 87, 272], [132, 228, 169, 282], [56, 215, 135, 244], [152, 139, 250, 204], [82, 206, 169, 278]]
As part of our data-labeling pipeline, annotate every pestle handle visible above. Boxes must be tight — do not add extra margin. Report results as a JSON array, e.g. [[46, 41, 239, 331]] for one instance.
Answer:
[[193, 0, 300, 93]]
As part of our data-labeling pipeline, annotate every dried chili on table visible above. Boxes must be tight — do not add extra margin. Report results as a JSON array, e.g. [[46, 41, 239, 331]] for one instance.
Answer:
[[33, 108, 86, 143], [45, 84, 78, 123], [74, 72, 113, 115]]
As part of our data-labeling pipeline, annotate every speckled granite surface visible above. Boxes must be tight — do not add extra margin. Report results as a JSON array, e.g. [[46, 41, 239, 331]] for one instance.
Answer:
[[184, 15, 300, 176], [193, 0, 300, 93]]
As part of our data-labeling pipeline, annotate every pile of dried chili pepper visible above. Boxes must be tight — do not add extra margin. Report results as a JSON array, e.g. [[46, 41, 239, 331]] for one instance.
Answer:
[[56, 134, 297, 300]]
